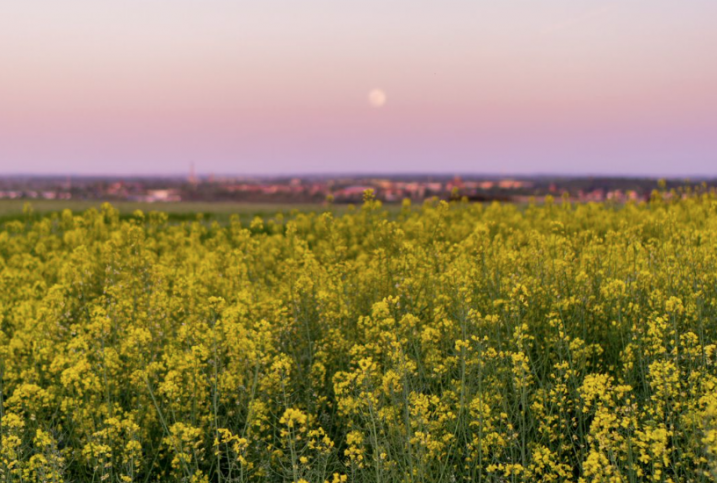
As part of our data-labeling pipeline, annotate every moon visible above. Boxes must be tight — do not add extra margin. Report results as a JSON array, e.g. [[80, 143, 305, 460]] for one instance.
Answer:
[[368, 89, 387, 108]]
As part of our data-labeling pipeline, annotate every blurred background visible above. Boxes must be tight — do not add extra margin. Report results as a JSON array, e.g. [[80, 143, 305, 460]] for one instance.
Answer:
[[1, 1, 716, 211]]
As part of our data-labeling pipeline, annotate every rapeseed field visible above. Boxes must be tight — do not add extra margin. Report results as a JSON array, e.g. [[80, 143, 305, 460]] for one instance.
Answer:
[[2, 191, 717, 482]]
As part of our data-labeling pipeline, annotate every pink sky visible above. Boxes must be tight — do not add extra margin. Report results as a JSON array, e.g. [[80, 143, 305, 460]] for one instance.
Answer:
[[1, 1, 716, 175]]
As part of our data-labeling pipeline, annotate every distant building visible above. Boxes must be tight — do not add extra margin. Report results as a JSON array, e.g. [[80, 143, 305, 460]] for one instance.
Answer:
[[142, 189, 181, 202], [188, 162, 198, 185]]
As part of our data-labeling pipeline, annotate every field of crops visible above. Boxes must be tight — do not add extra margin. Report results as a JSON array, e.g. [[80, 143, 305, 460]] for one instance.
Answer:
[[0, 200, 345, 225], [2, 191, 717, 482]]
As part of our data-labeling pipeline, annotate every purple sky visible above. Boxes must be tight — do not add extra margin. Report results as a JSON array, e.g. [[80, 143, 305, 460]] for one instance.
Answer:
[[1, 1, 716, 176]]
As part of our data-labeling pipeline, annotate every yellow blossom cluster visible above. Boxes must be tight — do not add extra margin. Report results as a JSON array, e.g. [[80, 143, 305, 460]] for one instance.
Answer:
[[2, 190, 717, 481]]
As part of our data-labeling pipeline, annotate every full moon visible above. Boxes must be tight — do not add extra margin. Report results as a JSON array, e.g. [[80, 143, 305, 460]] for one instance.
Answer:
[[368, 89, 387, 108]]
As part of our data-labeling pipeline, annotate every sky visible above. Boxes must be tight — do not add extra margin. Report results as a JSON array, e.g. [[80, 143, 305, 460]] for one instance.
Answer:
[[1, 1, 716, 176]]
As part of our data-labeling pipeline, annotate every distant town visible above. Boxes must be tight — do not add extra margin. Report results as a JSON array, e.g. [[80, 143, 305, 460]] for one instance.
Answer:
[[0, 172, 713, 205]]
